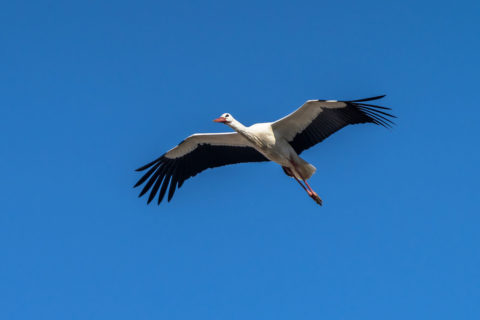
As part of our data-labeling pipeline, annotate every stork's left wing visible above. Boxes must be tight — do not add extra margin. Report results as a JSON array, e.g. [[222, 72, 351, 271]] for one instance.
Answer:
[[134, 133, 268, 204], [272, 95, 395, 154]]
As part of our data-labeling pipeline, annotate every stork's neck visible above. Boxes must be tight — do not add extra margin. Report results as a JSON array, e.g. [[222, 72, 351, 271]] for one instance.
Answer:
[[227, 119, 262, 147], [227, 118, 248, 134]]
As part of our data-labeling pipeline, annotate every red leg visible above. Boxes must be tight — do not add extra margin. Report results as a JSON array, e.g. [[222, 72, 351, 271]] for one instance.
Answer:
[[293, 175, 312, 195], [303, 179, 314, 193], [283, 166, 312, 196], [289, 161, 323, 206], [303, 178, 322, 205]]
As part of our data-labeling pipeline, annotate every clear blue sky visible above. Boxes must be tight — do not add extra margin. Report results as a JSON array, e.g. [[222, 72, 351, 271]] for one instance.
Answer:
[[1, 1, 479, 319]]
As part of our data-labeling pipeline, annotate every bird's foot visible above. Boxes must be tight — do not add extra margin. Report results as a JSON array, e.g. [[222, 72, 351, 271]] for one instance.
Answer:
[[310, 192, 323, 206]]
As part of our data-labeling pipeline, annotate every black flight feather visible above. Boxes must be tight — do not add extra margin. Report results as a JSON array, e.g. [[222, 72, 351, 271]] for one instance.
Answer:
[[289, 96, 395, 154], [134, 144, 268, 205]]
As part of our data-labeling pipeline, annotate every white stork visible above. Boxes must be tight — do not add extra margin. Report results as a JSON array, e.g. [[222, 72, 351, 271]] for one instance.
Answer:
[[134, 95, 394, 206]]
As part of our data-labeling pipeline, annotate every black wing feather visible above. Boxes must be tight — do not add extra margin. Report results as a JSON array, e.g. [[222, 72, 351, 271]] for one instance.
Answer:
[[290, 96, 395, 154], [134, 144, 268, 205]]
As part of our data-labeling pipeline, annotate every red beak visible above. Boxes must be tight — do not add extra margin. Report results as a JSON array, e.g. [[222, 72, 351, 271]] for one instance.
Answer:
[[213, 117, 227, 123]]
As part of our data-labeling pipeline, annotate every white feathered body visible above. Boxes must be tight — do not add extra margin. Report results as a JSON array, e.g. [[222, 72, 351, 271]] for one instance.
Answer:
[[234, 122, 317, 180]]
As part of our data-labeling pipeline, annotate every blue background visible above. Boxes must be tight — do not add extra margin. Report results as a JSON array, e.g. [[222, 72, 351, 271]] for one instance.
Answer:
[[1, 1, 479, 319]]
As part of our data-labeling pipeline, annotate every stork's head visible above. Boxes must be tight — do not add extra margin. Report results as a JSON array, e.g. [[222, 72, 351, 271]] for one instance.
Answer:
[[213, 113, 234, 124]]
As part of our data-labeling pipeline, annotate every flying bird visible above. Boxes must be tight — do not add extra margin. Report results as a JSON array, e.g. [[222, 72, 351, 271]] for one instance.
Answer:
[[134, 95, 395, 206]]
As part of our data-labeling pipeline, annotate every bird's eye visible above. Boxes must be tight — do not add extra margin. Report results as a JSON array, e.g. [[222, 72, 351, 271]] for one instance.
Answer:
[[225, 114, 229, 117]]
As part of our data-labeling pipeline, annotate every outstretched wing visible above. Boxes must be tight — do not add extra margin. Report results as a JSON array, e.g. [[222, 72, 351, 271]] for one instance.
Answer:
[[272, 95, 395, 154], [134, 133, 268, 204]]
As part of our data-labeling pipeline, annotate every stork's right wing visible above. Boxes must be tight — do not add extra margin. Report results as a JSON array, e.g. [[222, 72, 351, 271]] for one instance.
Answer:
[[134, 133, 268, 204]]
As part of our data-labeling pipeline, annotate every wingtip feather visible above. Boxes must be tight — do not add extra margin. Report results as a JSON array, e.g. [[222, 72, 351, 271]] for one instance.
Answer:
[[348, 95, 386, 103], [135, 155, 165, 172]]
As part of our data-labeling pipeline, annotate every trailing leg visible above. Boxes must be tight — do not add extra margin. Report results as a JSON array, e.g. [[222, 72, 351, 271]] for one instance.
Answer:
[[283, 166, 310, 194], [303, 179, 322, 205], [285, 164, 323, 206]]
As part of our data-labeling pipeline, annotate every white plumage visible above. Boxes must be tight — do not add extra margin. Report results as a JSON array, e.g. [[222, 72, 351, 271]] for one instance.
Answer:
[[134, 95, 394, 205]]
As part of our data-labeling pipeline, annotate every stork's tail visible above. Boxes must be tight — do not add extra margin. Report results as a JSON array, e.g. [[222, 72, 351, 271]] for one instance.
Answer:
[[296, 159, 316, 180]]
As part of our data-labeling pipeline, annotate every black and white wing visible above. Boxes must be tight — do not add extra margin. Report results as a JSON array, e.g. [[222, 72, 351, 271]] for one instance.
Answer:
[[272, 95, 395, 154], [134, 133, 268, 204]]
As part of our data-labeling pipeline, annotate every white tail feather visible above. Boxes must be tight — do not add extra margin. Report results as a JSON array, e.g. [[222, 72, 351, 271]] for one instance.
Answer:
[[295, 158, 316, 180]]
